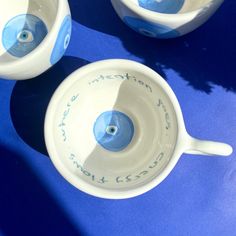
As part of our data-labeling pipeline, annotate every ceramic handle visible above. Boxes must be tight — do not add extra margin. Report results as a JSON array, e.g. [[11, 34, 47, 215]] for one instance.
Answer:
[[184, 135, 233, 156]]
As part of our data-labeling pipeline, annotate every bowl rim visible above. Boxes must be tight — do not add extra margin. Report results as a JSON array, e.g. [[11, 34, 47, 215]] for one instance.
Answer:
[[0, 0, 67, 69], [120, 0, 222, 20], [44, 59, 187, 199]]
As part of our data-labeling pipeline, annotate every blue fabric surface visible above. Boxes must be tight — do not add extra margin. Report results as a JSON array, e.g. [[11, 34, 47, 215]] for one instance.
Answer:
[[0, 0, 236, 235]]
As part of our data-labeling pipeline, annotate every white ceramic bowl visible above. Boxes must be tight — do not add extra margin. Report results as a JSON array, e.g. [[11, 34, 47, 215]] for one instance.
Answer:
[[45, 59, 232, 199], [0, 0, 71, 80], [111, 0, 224, 38]]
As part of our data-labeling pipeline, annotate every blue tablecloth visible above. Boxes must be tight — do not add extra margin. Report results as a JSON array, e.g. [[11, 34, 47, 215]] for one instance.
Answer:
[[0, 0, 236, 235]]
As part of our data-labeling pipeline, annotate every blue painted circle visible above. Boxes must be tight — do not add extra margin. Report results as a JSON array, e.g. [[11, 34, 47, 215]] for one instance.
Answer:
[[93, 111, 134, 152], [138, 0, 184, 14], [2, 14, 48, 58], [50, 15, 72, 65], [123, 16, 179, 39]]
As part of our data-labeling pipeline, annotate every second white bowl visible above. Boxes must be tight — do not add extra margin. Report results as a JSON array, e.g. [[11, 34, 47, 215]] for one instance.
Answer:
[[111, 0, 224, 38]]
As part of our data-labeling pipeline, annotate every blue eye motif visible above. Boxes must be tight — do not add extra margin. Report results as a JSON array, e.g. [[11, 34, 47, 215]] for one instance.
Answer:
[[138, 0, 184, 14], [93, 111, 134, 152], [2, 14, 48, 58], [50, 15, 72, 65], [123, 16, 179, 39]]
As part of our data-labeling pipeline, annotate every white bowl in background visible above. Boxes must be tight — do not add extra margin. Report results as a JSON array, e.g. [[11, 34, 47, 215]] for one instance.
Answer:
[[111, 0, 224, 38], [0, 0, 71, 80]]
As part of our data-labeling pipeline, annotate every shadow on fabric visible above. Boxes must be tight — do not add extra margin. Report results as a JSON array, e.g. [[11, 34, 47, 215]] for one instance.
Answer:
[[10, 56, 89, 156], [69, 0, 236, 94], [0, 144, 84, 236]]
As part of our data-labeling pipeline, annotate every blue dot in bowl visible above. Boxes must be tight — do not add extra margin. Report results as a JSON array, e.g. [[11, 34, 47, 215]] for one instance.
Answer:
[[123, 16, 179, 38], [93, 111, 134, 152], [138, 0, 184, 14], [50, 15, 72, 65], [2, 14, 48, 58]]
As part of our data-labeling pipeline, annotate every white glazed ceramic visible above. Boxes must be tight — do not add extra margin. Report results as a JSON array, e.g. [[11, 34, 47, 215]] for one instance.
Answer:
[[111, 0, 224, 38], [0, 0, 71, 80], [45, 59, 232, 199]]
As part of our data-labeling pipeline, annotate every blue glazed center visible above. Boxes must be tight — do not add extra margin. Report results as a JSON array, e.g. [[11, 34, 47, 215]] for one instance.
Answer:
[[93, 111, 134, 152], [18, 30, 33, 42], [2, 14, 48, 58], [138, 0, 184, 14]]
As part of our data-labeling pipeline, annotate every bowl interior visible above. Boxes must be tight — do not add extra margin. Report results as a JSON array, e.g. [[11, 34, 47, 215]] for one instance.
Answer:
[[129, 0, 214, 14], [47, 63, 179, 191], [0, 0, 58, 63]]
